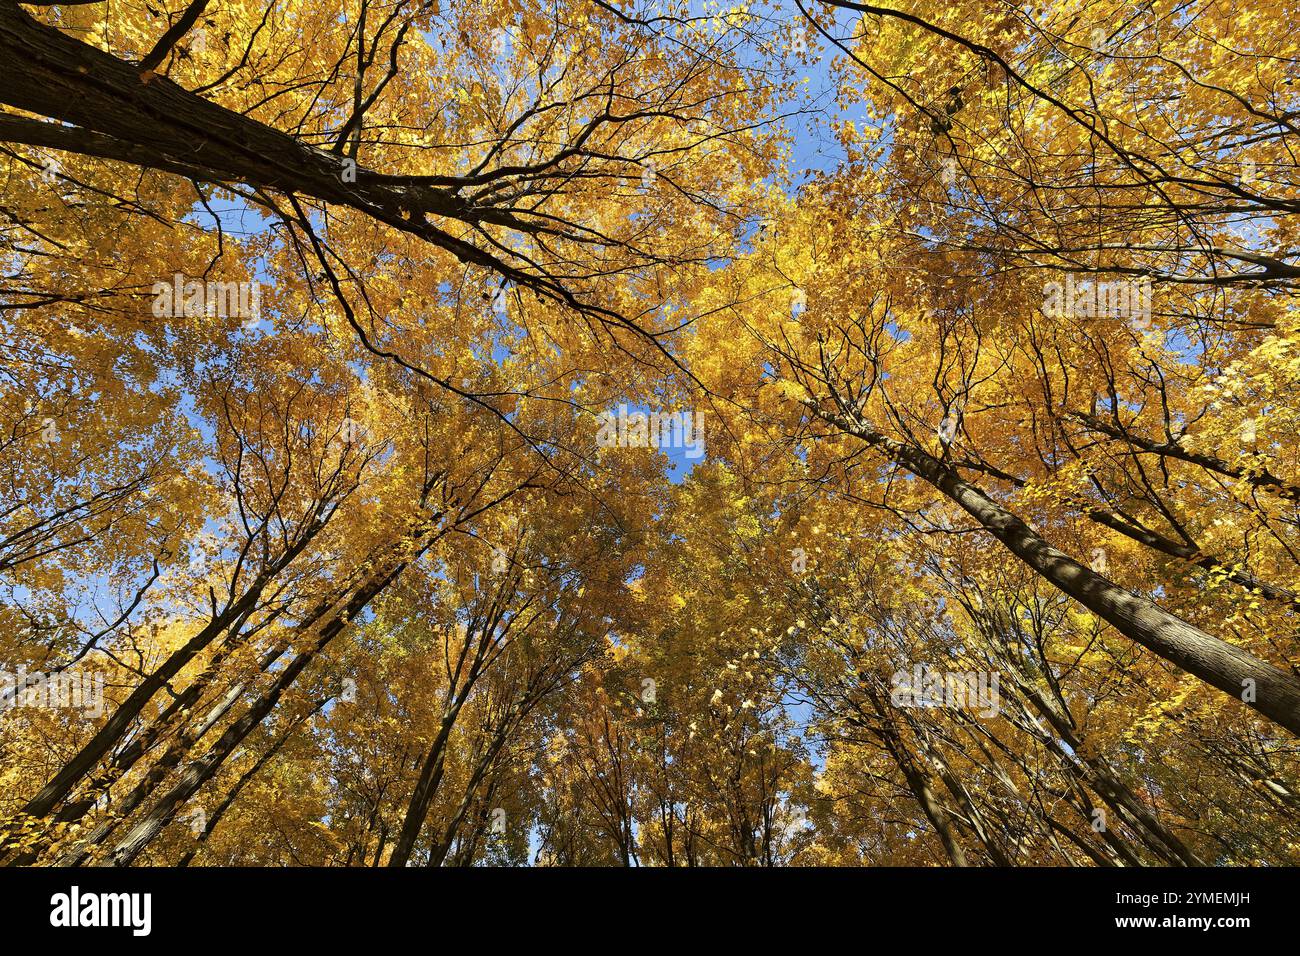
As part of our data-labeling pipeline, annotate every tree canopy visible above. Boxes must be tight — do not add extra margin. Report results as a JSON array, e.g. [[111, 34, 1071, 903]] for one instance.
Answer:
[[1, 0, 1298, 866]]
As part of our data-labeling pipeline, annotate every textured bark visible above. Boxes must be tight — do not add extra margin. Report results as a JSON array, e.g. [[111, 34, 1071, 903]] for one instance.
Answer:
[[0, 3, 582, 303], [820, 408, 1300, 736]]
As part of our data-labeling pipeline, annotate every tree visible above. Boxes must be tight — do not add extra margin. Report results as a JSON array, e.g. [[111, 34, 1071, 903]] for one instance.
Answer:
[[2, 0, 1298, 868]]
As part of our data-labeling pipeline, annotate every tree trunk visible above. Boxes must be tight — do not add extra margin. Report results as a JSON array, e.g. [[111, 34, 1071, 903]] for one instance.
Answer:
[[820, 407, 1300, 736], [104, 514, 446, 865]]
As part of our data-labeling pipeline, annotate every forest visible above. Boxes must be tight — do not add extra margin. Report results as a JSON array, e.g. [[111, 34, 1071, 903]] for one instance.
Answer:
[[1, 0, 1298, 868]]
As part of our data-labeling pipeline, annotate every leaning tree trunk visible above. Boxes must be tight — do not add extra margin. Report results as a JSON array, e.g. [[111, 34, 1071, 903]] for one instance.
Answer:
[[104, 513, 447, 865], [0, 2, 533, 287], [818, 407, 1300, 737], [18, 513, 329, 822]]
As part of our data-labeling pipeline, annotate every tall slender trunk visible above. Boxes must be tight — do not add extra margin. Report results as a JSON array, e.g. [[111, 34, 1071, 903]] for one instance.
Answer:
[[884, 733, 970, 866], [426, 723, 513, 867], [857, 687, 971, 866], [103, 514, 445, 865], [19, 515, 328, 822], [819, 407, 1300, 736], [177, 697, 327, 866], [386, 707, 461, 866]]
